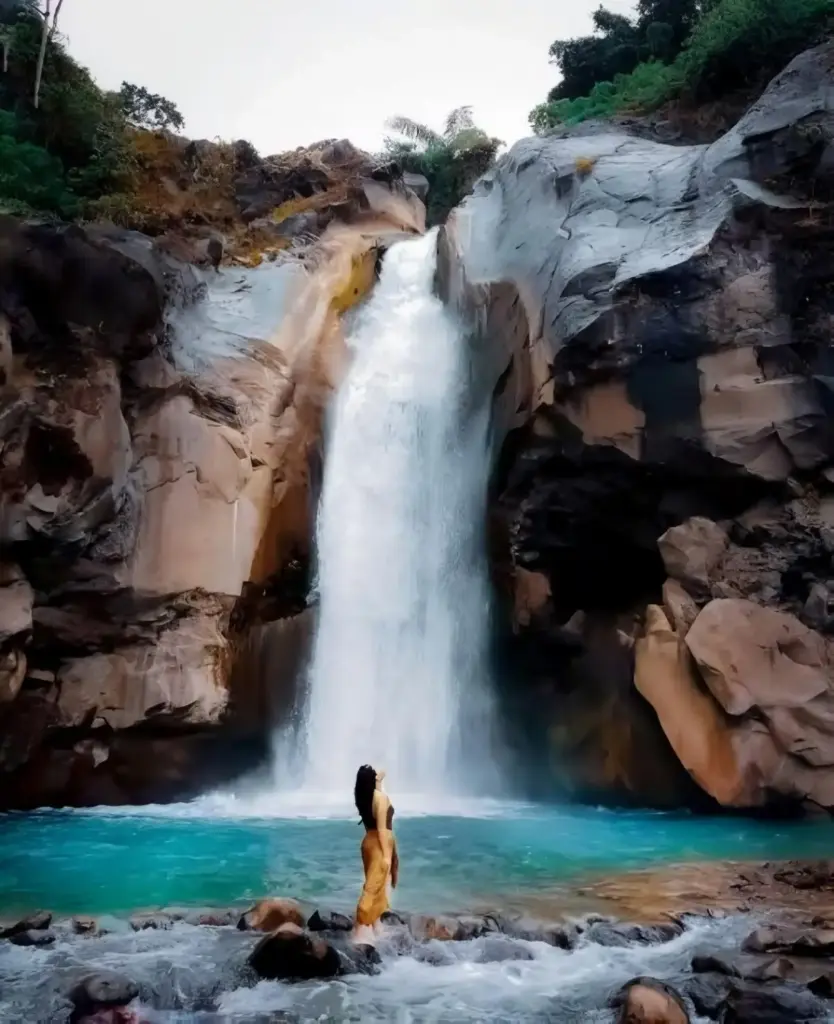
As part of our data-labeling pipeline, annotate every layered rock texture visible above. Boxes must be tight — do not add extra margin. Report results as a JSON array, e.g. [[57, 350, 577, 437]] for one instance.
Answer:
[[0, 145, 423, 808], [440, 42, 834, 811]]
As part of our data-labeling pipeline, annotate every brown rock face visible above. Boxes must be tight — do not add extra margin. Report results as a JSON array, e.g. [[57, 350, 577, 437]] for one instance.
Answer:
[[0, 166, 422, 809], [442, 42, 834, 812]]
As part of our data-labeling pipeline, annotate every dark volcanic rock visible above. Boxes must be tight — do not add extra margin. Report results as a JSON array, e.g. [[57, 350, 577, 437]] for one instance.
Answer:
[[8, 927, 55, 946], [722, 983, 828, 1022], [248, 923, 342, 981], [0, 909, 52, 938], [743, 925, 834, 958], [308, 909, 353, 932], [681, 974, 733, 1018], [586, 920, 683, 947], [691, 954, 740, 977], [68, 971, 139, 1022]]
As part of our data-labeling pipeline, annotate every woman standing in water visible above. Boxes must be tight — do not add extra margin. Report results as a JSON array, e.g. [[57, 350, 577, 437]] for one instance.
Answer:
[[353, 764, 398, 941]]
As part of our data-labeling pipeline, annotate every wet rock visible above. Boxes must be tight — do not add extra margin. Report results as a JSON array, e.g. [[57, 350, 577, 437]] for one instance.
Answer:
[[773, 861, 834, 890], [0, 909, 52, 938], [129, 911, 174, 931], [807, 971, 834, 998], [72, 916, 98, 935], [237, 897, 305, 932], [8, 927, 55, 946], [742, 925, 834, 958], [722, 983, 828, 1022], [68, 971, 139, 1023], [691, 954, 740, 977], [411, 915, 460, 941], [380, 909, 410, 928], [612, 976, 690, 1023], [453, 914, 501, 940], [586, 921, 682, 947], [308, 909, 352, 932], [681, 974, 733, 1018], [658, 517, 729, 596], [505, 920, 575, 948], [181, 908, 238, 927], [333, 941, 382, 976], [748, 957, 797, 982], [248, 922, 342, 981]]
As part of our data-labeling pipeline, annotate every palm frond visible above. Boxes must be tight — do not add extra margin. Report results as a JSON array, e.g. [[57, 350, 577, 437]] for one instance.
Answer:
[[443, 106, 475, 141], [385, 115, 443, 149]]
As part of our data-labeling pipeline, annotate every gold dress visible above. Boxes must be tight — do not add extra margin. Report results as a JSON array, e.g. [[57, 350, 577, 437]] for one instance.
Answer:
[[355, 803, 398, 926]]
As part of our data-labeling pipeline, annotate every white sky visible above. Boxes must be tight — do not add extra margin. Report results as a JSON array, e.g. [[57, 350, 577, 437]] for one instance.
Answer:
[[59, 0, 635, 156]]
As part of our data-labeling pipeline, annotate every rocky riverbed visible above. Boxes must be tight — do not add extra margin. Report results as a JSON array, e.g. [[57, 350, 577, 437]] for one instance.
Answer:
[[5, 860, 834, 1022]]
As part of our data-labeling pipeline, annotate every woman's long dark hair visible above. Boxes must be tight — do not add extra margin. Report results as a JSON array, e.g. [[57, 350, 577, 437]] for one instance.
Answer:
[[354, 764, 376, 828]]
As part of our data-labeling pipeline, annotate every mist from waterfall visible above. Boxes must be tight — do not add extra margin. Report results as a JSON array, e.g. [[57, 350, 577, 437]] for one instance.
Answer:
[[274, 230, 502, 806]]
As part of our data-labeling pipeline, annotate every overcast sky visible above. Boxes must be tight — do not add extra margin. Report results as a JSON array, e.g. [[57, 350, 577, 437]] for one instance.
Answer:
[[60, 0, 635, 156]]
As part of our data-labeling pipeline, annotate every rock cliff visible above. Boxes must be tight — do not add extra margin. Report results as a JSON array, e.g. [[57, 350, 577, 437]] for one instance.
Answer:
[[440, 42, 834, 811], [0, 144, 423, 808]]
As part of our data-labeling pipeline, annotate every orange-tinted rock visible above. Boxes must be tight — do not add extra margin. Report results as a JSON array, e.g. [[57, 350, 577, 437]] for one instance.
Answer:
[[238, 898, 306, 932], [635, 606, 744, 805], [686, 600, 829, 717]]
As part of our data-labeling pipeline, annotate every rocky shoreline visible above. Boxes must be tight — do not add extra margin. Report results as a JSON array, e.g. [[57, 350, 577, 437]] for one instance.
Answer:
[[4, 859, 834, 1021]]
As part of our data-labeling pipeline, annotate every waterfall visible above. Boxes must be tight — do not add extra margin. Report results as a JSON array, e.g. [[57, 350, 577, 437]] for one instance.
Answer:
[[281, 230, 500, 803]]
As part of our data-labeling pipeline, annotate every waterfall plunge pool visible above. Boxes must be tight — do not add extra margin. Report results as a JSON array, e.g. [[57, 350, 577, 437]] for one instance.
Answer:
[[2, 800, 833, 919]]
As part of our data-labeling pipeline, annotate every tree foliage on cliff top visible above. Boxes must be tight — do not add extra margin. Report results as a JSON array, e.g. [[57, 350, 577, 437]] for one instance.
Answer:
[[383, 106, 501, 224], [531, 0, 834, 134], [0, 1, 184, 216]]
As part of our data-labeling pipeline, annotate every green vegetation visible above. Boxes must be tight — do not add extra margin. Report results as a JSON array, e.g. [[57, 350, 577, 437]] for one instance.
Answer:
[[0, 0, 184, 216], [531, 0, 834, 134], [383, 107, 501, 224]]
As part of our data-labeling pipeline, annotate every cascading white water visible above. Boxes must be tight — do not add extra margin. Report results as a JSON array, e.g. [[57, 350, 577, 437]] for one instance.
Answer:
[[284, 230, 500, 801]]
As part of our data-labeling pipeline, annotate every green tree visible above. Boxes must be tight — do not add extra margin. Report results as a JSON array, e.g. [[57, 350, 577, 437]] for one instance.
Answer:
[[383, 106, 501, 224], [118, 81, 184, 132], [548, 7, 641, 102]]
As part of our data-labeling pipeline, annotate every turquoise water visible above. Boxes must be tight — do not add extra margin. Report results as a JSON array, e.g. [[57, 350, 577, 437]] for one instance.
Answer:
[[2, 801, 834, 918]]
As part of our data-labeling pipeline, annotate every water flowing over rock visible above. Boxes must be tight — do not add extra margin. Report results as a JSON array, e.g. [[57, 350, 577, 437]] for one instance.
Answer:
[[0, 157, 425, 808], [440, 40, 834, 811]]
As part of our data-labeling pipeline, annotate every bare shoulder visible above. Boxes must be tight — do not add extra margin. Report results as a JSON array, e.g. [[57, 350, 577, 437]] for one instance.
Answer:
[[372, 790, 391, 813]]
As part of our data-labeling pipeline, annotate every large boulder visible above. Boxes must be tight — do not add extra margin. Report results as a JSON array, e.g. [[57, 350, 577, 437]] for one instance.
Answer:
[[612, 977, 690, 1024], [247, 922, 342, 981], [634, 605, 743, 805], [686, 600, 830, 717]]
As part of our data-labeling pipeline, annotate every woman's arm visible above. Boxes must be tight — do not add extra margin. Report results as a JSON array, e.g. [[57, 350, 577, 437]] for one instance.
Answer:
[[373, 792, 394, 871]]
